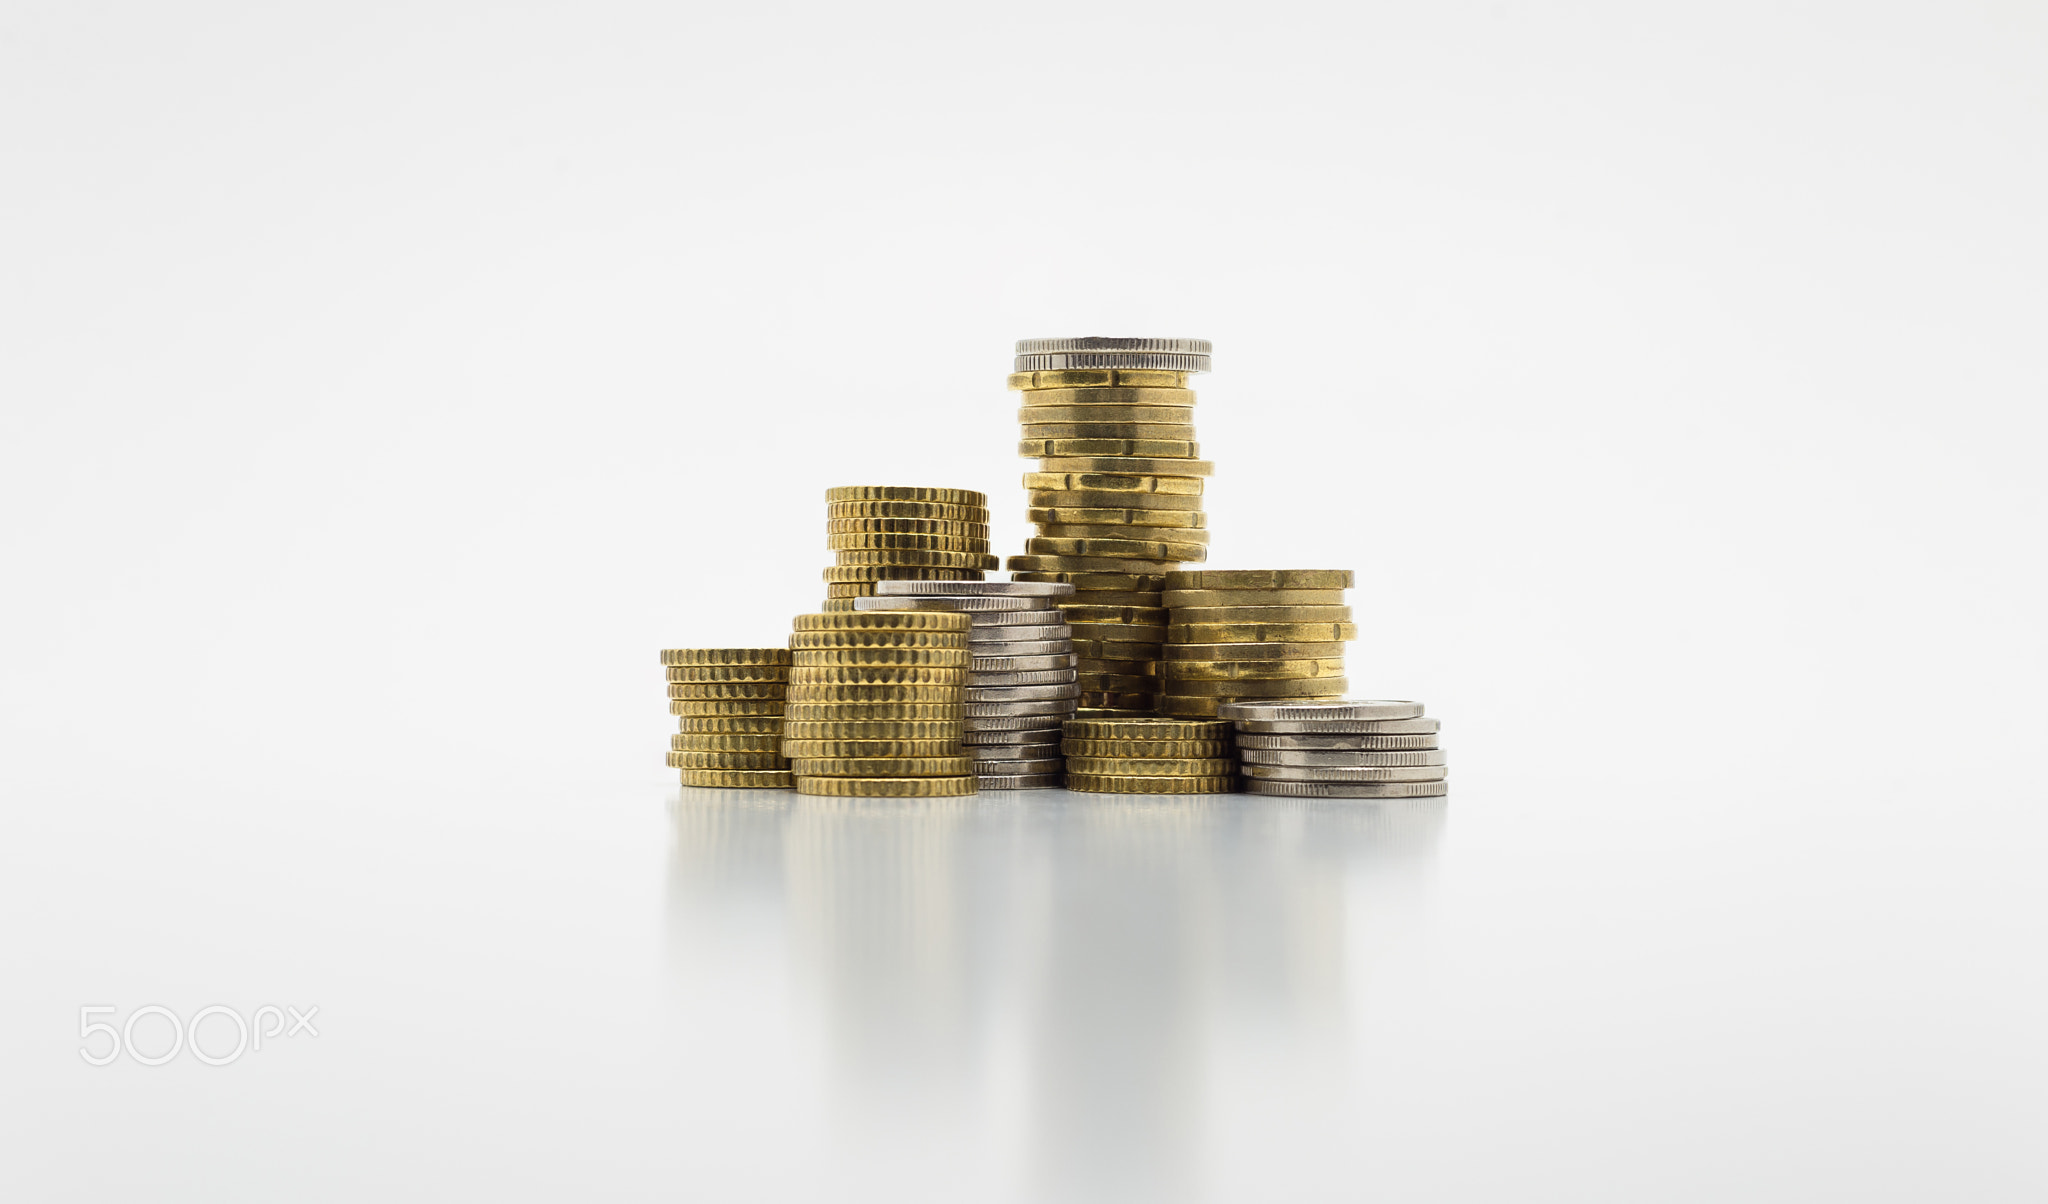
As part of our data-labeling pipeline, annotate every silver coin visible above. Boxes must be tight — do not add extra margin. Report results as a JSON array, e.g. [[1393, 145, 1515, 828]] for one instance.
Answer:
[[1014, 352, 1211, 372], [974, 773, 1065, 790], [874, 579, 1074, 597], [969, 668, 1080, 686], [1240, 763, 1447, 783], [1216, 699, 1427, 722], [1016, 337, 1212, 356], [853, 594, 1044, 613], [966, 740, 1060, 759], [1244, 780, 1448, 799], [961, 723, 1065, 742], [964, 683, 1083, 702], [1230, 717, 1440, 735], [1234, 732, 1439, 750], [969, 653, 1078, 673], [974, 757, 1064, 775], [1238, 749, 1446, 767], [968, 625, 1070, 644], [967, 639, 1070, 657], [970, 608, 1067, 627], [963, 699, 1077, 717]]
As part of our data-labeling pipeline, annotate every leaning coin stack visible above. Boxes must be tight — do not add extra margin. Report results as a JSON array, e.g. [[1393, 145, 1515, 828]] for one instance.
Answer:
[[664, 648, 793, 788], [1060, 716, 1239, 794], [1219, 699, 1447, 798], [1006, 338, 1213, 716], [824, 485, 995, 612], [1157, 569, 1355, 718], [857, 579, 1079, 789], [783, 610, 978, 797]]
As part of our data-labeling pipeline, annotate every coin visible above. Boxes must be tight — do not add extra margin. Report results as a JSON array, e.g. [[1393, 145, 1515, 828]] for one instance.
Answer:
[[1158, 658, 1346, 681], [826, 517, 987, 537], [1241, 764, 1447, 782], [783, 702, 965, 721], [1014, 352, 1211, 372], [1021, 422, 1197, 440], [962, 712, 1071, 731], [786, 685, 963, 703], [1161, 588, 1347, 607], [667, 681, 789, 700], [681, 769, 794, 789], [1010, 555, 1189, 575], [835, 549, 1001, 570], [1157, 677, 1347, 698], [825, 485, 985, 506], [1020, 406, 1195, 426], [1017, 387, 1195, 409], [671, 699, 787, 717], [823, 565, 983, 583], [1163, 569, 1354, 590], [791, 631, 969, 650], [1016, 337, 1212, 355], [1061, 603, 1171, 624], [1169, 605, 1353, 624], [669, 751, 788, 770], [783, 738, 961, 757], [1065, 774, 1236, 795], [963, 683, 1081, 702], [1035, 458, 1214, 480], [1234, 732, 1439, 750], [1241, 780, 1449, 798], [1168, 622, 1358, 644], [677, 716, 785, 734], [1026, 490, 1203, 513], [1008, 369, 1189, 389], [794, 610, 972, 633], [969, 653, 1078, 672], [792, 647, 971, 667], [1239, 749, 1446, 767], [1073, 672, 1159, 693], [1036, 525, 1211, 548], [785, 666, 966, 685], [790, 756, 974, 777], [1156, 696, 1229, 717], [1160, 641, 1346, 661], [1072, 658, 1155, 677], [971, 758, 1065, 775], [968, 624, 1071, 644], [1027, 537, 1208, 563], [1026, 507, 1206, 530], [965, 738, 1061, 757], [854, 593, 1044, 612], [1069, 638, 1166, 661], [1229, 717, 1440, 735], [1052, 591, 1170, 609], [672, 733, 783, 752], [1023, 472, 1204, 496], [969, 669, 1079, 687], [827, 501, 989, 523], [661, 648, 793, 667], [1064, 756, 1235, 777], [1071, 707, 1157, 719], [665, 664, 791, 682], [825, 583, 877, 598], [962, 699, 1075, 717], [1060, 738, 1229, 758], [873, 579, 1074, 597], [976, 774, 1065, 789], [1077, 691, 1159, 709], [1020, 438, 1202, 459], [1065, 717, 1228, 740], [1013, 570, 1169, 590], [782, 720, 960, 740], [963, 608, 1068, 627], [1216, 700, 1428, 722], [1061, 620, 1167, 641], [966, 638, 1070, 657], [795, 775, 979, 797], [827, 533, 992, 552]]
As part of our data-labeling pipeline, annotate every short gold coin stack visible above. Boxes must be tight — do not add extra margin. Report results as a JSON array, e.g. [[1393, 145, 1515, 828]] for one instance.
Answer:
[[1060, 717, 1239, 794], [664, 648, 793, 788], [1157, 570, 1355, 718], [824, 485, 996, 612], [783, 610, 979, 797], [1006, 339, 1214, 717]]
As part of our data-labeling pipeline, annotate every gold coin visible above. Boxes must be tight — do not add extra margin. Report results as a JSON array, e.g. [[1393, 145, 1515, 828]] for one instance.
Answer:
[[1073, 672, 1158, 693], [783, 702, 966, 722], [825, 517, 987, 537], [792, 646, 970, 667], [1035, 523, 1210, 545], [1009, 554, 1187, 575], [681, 768, 793, 789], [1071, 639, 1165, 662], [1023, 472, 1202, 497], [834, 549, 1001, 570], [823, 565, 986, 583], [795, 776, 978, 797], [1013, 570, 1168, 590], [1159, 641, 1348, 662], [1161, 589, 1347, 608], [1169, 605, 1353, 624], [1065, 773, 1236, 795], [1064, 756, 1236, 777], [665, 664, 791, 683], [670, 699, 787, 717], [1168, 622, 1358, 644], [1026, 536, 1207, 562], [826, 533, 992, 553], [827, 500, 989, 523], [788, 665, 966, 686], [1035, 457, 1213, 478], [820, 598, 859, 612], [1073, 656, 1156, 676], [1026, 489, 1203, 512], [677, 715, 785, 734], [1062, 603, 1170, 624], [793, 611, 972, 633], [660, 648, 793, 667], [1019, 438, 1201, 459], [1156, 695, 1230, 717], [781, 720, 962, 740], [1158, 658, 1347, 682], [669, 750, 789, 770], [1064, 717, 1227, 741], [824, 583, 876, 598], [1160, 676, 1348, 698], [1062, 738, 1229, 758], [1163, 569, 1354, 590], [789, 631, 969, 652], [667, 681, 789, 700], [785, 684, 962, 703], [1019, 406, 1194, 426], [784, 739, 961, 758], [1009, 369, 1189, 390], [1027, 506, 1205, 529], [1017, 387, 1195, 408], [1020, 422, 1197, 441], [1062, 621, 1168, 642], [789, 756, 973, 777], [1076, 690, 1160, 709], [825, 485, 984, 506], [1054, 590, 1170, 608], [672, 733, 784, 752], [1071, 707, 1158, 719]]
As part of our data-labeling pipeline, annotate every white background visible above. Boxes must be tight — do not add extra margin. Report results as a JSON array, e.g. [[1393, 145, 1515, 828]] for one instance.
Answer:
[[2, 1, 2043, 1199]]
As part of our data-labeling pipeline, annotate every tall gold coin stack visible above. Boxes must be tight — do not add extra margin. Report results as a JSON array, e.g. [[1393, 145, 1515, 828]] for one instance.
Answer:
[[823, 485, 996, 612], [1005, 338, 1214, 717], [1157, 570, 1355, 718], [1060, 717, 1239, 794], [664, 648, 793, 788], [783, 610, 979, 797]]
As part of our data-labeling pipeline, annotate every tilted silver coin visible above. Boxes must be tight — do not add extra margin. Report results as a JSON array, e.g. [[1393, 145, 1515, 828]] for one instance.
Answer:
[[963, 699, 1077, 717], [854, 594, 1044, 612], [1217, 700, 1428, 722], [1238, 749, 1446, 767], [969, 608, 1068, 627], [967, 639, 1071, 657], [1230, 717, 1440, 735], [975, 773, 1064, 790], [1016, 337, 1212, 356], [875, 579, 1074, 597], [1235, 732, 1439, 750], [962, 712, 1070, 732], [964, 683, 1083, 702], [1244, 780, 1449, 799], [973, 758, 1064, 775], [968, 625, 1072, 644], [969, 668, 1080, 687], [1240, 763, 1447, 783], [1015, 351, 1211, 372], [969, 653, 1079, 673]]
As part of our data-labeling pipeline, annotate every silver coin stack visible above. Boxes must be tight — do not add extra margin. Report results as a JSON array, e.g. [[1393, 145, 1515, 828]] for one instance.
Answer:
[[855, 580, 1080, 789], [1216, 699, 1447, 798]]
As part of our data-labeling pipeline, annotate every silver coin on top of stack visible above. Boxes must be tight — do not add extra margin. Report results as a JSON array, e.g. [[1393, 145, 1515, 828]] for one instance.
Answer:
[[1216, 699, 1447, 797], [859, 579, 1078, 789]]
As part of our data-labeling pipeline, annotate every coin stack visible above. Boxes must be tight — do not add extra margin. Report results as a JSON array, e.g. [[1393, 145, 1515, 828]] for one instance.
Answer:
[[782, 610, 979, 797], [1157, 569, 1355, 718], [858, 579, 1079, 789], [1218, 700, 1447, 798], [664, 648, 793, 788], [824, 485, 996, 612], [1060, 716, 1239, 794], [1006, 338, 1213, 717]]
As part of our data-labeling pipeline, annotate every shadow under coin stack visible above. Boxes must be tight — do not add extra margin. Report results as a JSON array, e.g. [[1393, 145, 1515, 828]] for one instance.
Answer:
[[1218, 699, 1447, 798], [1060, 716, 1240, 795], [1005, 338, 1213, 718], [664, 648, 793, 788], [858, 579, 1079, 789], [1158, 569, 1355, 718], [823, 485, 995, 612], [783, 610, 978, 797]]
